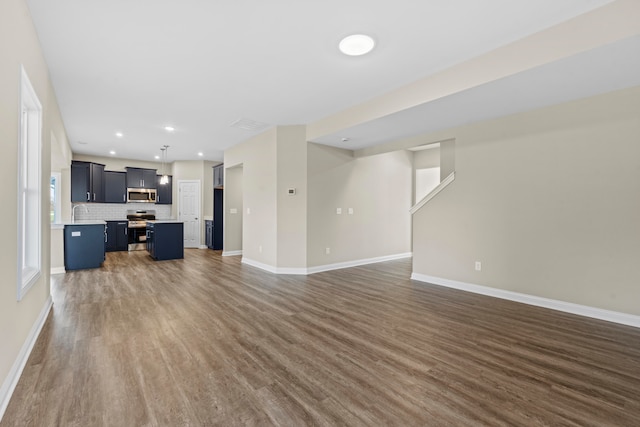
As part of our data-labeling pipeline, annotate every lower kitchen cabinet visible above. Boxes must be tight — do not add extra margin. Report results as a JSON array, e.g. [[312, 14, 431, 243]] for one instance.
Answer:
[[106, 221, 128, 252], [205, 220, 213, 249], [64, 223, 106, 270], [146, 221, 184, 260]]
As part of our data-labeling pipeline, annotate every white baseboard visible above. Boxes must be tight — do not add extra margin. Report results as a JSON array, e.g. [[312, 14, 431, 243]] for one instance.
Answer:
[[222, 250, 242, 257], [411, 273, 640, 329], [198, 245, 208, 249], [50, 267, 65, 275], [241, 258, 277, 273], [0, 295, 53, 421], [307, 252, 413, 275], [242, 253, 413, 276]]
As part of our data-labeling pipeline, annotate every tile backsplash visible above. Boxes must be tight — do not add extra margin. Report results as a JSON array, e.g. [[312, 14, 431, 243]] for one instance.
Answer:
[[72, 203, 173, 221]]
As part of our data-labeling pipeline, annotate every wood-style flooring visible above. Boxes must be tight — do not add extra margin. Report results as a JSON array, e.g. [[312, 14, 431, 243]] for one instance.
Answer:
[[2, 250, 640, 426]]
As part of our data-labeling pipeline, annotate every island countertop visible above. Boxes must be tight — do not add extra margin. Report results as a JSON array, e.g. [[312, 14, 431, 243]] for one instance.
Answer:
[[147, 220, 183, 224], [63, 220, 107, 226]]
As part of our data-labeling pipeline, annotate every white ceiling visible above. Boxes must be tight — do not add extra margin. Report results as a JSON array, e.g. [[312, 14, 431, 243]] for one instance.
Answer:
[[26, 0, 614, 162]]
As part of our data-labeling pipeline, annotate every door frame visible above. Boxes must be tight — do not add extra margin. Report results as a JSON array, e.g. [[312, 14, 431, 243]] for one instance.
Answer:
[[178, 179, 201, 248]]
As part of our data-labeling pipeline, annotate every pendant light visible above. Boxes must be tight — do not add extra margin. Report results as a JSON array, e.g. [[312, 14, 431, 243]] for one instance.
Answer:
[[160, 145, 169, 185]]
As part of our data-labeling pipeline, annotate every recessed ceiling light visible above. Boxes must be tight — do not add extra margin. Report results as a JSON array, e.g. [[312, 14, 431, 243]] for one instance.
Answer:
[[154, 155, 160, 160], [197, 152, 203, 157], [339, 34, 375, 56], [109, 150, 116, 155], [164, 126, 175, 132], [115, 132, 123, 138]]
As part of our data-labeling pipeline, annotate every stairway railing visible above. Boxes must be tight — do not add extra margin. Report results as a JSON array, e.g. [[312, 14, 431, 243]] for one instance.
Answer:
[[409, 171, 455, 215]]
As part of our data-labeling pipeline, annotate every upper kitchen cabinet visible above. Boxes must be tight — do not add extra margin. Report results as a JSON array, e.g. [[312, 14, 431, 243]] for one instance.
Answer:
[[156, 174, 173, 205], [213, 164, 224, 188], [126, 167, 157, 189], [104, 171, 127, 203], [71, 161, 105, 203]]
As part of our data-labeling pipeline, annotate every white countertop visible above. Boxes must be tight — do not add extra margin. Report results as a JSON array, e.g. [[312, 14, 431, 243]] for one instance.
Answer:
[[147, 220, 183, 224], [63, 220, 107, 226]]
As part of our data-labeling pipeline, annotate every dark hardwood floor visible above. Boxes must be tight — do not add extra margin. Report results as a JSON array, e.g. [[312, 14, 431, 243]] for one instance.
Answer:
[[2, 250, 640, 426]]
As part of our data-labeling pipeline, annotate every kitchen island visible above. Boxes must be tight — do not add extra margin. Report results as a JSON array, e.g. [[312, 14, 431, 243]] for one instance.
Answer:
[[146, 220, 184, 260], [63, 220, 106, 270]]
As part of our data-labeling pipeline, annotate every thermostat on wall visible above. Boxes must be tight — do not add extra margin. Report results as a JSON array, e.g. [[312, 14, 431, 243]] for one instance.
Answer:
[[287, 188, 296, 195]]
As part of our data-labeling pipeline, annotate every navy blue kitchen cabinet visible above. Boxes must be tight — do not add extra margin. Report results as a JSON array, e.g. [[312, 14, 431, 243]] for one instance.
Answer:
[[126, 167, 157, 189], [205, 220, 213, 249], [146, 221, 183, 260], [106, 221, 128, 252], [213, 188, 223, 250], [71, 161, 105, 202], [104, 171, 127, 203], [64, 223, 106, 270], [156, 174, 172, 204]]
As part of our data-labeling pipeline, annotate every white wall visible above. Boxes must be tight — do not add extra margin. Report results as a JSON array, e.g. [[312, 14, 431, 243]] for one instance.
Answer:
[[412, 85, 640, 316]]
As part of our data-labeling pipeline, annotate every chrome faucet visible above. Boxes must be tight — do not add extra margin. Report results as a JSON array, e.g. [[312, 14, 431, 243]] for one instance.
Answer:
[[72, 204, 89, 223]]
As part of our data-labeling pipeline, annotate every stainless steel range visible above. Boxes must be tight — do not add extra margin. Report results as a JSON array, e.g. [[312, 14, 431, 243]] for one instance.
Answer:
[[127, 210, 156, 251]]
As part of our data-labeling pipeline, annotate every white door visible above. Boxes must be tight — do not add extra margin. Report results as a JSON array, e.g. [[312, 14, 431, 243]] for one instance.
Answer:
[[178, 180, 200, 248]]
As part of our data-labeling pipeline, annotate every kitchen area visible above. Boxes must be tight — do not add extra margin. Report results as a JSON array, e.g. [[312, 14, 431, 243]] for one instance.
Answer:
[[60, 161, 185, 271], [53, 157, 223, 272]]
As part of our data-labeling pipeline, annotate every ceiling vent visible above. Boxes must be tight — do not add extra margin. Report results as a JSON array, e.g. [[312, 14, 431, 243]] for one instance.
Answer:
[[230, 118, 270, 132]]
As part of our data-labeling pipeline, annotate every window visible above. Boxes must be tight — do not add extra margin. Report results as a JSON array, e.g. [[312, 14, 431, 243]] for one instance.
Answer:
[[50, 173, 61, 224], [17, 66, 42, 301]]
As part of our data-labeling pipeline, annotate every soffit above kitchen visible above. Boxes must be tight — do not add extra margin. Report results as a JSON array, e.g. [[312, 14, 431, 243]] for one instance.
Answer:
[[26, 0, 615, 162]]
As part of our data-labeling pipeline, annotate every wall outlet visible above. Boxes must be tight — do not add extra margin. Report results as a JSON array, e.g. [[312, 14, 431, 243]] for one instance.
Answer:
[[475, 261, 482, 271], [230, 208, 237, 214], [348, 207, 354, 215], [259, 245, 262, 253], [287, 188, 296, 195], [336, 208, 342, 215], [325, 247, 330, 255], [247, 207, 251, 215]]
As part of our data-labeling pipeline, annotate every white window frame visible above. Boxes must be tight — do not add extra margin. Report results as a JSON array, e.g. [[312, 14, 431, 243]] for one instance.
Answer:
[[17, 66, 43, 301], [50, 172, 62, 224]]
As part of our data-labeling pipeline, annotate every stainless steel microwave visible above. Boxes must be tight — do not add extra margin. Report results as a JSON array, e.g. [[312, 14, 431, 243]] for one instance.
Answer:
[[127, 188, 157, 203]]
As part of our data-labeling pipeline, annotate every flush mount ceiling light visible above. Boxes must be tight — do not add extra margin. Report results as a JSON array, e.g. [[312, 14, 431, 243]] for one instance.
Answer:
[[109, 150, 116, 155], [164, 125, 175, 132], [339, 34, 375, 56], [115, 132, 123, 138], [197, 152, 203, 157]]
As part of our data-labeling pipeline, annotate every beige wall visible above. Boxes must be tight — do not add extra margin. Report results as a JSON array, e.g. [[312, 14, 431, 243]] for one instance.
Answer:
[[307, 143, 412, 267], [0, 0, 70, 407], [223, 127, 412, 269], [225, 128, 278, 264], [412, 85, 640, 315], [276, 126, 307, 269], [72, 154, 164, 172], [223, 165, 244, 254]]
